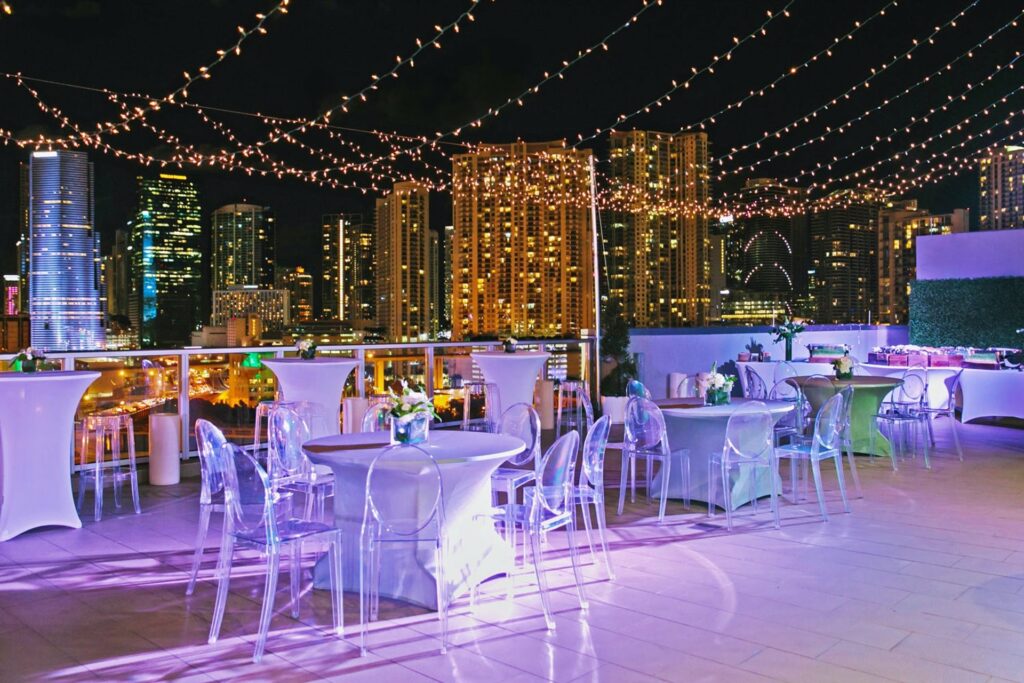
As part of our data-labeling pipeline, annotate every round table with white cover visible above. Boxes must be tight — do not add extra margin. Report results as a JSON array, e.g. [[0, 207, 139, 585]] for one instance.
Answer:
[[471, 351, 550, 409], [651, 397, 794, 509], [0, 371, 100, 541], [261, 357, 359, 438], [304, 429, 524, 609]]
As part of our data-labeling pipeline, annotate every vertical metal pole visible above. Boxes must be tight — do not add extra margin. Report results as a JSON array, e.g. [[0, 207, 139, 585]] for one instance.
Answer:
[[355, 348, 366, 397], [179, 351, 190, 459], [588, 155, 602, 406]]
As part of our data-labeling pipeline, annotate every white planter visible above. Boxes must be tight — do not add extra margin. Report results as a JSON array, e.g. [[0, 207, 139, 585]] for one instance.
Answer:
[[601, 396, 629, 424]]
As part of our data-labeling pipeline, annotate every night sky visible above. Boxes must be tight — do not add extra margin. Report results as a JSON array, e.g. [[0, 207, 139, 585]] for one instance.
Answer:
[[0, 0, 1008, 278]]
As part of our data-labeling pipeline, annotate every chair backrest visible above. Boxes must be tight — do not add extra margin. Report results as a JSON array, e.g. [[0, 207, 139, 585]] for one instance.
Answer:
[[768, 377, 801, 402], [195, 419, 230, 504], [773, 361, 799, 383], [221, 443, 279, 545], [364, 444, 443, 538], [744, 367, 768, 399], [813, 392, 845, 452], [838, 385, 854, 430], [292, 400, 333, 437], [532, 430, 580, 520], [497, 402, 541, 467], [267, 404, 313, 483], [894, 372, 926, 405], [362, 401, 393, 433], [676, 375, 700, 398], [580, 415, 611, 488], [945, 369, 964, 410], [624, 397, 668, 453], [723, 401, 774, 463], [461, 382, 501, 432], [626, 380, 652, 399]]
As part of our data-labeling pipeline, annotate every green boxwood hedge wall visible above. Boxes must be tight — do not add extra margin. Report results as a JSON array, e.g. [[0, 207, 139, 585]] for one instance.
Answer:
[[909, 276, 1024, 347]]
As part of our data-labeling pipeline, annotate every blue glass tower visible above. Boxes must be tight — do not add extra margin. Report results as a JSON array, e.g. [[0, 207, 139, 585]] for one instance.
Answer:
[[28, 150, 105, 351]]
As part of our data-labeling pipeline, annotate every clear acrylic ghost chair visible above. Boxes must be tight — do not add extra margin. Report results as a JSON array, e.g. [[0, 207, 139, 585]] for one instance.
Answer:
[[616, 398, 685, 523], [490, 403, 542, 555], [776, 392, 851, 522], [675, 375, 700, 398], [917, 369, 963, 460], [626, 379, 652, 399], [768, 378, 803, 446], [77, 414, 141, 521], [744, 366, 768, 399], [516, 431, 589, 630], [207, 444, 343, 664], [708, 401, 780, 531], [360, 443, 447, 655], [889, 368, 928, 413], [267, 405, 334, 522], [783, 374, 836, 499], [361, 401, 394, 433], [186, 419, 230, 596], [574, 415, 615, 578], [773, 361, 799, 384], [871, 372, 931, 471], [461, 381, 502, 432], [555, 380, 593, 442]]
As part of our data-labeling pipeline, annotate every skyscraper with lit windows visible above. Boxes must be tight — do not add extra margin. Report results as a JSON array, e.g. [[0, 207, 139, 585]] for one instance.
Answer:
[[211, 203, 275, 291], [451, 141, 595, 339], [131, 174, 204, 347], [979, 145, 1024, 230], [375, 182, 432, 342], [605, 130, 710, 327], [27, 150, 105, 351], [320, 213, 375, 323]]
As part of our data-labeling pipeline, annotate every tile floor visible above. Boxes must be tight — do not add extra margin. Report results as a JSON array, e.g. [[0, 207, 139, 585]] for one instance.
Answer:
[[2, 417, 1024, 682]]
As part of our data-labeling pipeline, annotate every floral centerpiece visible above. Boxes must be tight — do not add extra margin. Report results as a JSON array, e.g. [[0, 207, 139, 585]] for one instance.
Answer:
[[502, 337, 518, 354], [11, 347, 54, 373], [743, 337, 764, 362], [832, 354, 854, 380], [386, 380, 439, 444], [297, 339, 317, 360], [704, 363, 736, 406], [771, 317, 806, 362]]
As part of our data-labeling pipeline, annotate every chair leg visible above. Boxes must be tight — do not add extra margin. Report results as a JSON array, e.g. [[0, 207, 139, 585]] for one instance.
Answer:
[[359, 541, 369, 656], [657, 454, 670, 524], [126, 420, 141, 514], [565, 520, 589, 610], [506, 480, 518, 562], [529, 530, 555, 630], [845, 443, 863, 499], [919, 420, 931, 470], [949, 410, 963, 461], [579, 494, 596, 564], [833, 453, 850, 513], [617, 452, 629, 516], [769, 460, 781, 530], [721, 461, 734, 531], [252, 549, 280, 664], [289, 541, 302, 619], [207, 535, 234, 645], [707, 457, 717, 518], [682, 452, 691, 509], [926, 411, 936, 446], [810, 460, 829, 522], [435, 541, 448, 655], [329, 536, 344, 637], [630, 455, 637, 504], [645, 457, 653, 504], [185, 503, 213, 596], [594, 492, 614, 579], [111, 429, 122, 510]]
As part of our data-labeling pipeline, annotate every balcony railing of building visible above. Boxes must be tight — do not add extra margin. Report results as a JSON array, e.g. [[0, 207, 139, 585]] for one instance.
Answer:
[[0, 338, 596, 471]]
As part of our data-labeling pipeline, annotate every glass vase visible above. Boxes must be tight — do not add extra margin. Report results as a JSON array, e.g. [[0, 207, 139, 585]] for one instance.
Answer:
[[785, 338, 793, 362], [704, 389, 731, 406], [390, 413, 430, 445], [835, 371, 853, 381]]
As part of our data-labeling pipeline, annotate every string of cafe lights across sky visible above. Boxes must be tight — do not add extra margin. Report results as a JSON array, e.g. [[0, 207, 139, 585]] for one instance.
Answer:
[[712, 4, 1024, 180]]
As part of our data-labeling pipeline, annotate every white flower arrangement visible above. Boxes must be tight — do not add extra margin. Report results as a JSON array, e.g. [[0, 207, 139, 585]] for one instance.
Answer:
[[12, 347, 54, 372], [297, 339, 317, 360], [832, 355, 854, 376], [387, 380, 439, 424], [503, 336, 518, 353], [703, 363, 736, 405]]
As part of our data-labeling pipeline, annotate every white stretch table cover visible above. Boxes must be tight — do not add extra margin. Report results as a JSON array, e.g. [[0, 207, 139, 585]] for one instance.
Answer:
[[859, 364, 958, 410], [737, 360, 832, 396], [261, 358, 358, 438], [958, 368, 1024, 422], [304, 430, 523, 609], [471, 351, 550, 409], [651, 398, 794, 509], [0, 371, 99, 541]]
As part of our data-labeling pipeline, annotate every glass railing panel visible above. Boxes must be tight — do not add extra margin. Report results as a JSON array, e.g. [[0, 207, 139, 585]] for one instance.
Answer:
[[186, 351, 276, 452]]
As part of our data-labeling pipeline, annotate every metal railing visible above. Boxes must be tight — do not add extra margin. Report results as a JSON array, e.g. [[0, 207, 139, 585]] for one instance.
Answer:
[[1, 338, 596, 466]]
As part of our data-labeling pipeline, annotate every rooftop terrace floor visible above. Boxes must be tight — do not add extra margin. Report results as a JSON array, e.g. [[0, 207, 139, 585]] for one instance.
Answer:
[[2, 418, 1024, 682]]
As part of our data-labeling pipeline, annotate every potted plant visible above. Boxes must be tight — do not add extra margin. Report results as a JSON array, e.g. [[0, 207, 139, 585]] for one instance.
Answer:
[[599, 299, 637, 423], [832, 353, 855, 380], [385, 381, 438, 444], [744, 338, 764, 362], [297, 339, 317, 360], [502, 336, 518, 354], [771, 317, 806, 362]]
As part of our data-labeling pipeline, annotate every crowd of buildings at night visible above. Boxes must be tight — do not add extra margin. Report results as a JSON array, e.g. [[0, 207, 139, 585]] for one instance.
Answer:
[[2, 136, 1021, 354]]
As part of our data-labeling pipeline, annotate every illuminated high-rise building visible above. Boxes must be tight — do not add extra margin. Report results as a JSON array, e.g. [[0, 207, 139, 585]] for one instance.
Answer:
[[877, 200, 968, 324], [105, 229, 130, 319], [276, 266, 314, 323], [428, 229, 440, 337], [442, 224, 454, 330], [3, 274, 19, 315], [979, 145, 1024, 230], [17, 162, 29, 312], [211, 203, 275, 291], [451, 141, 595, 339], [604, 130, 710, 327], [320, 213, 375, 323], [809, 189, 881, 324], [27, 150, 105, 351], [130, 174, 204, 347], [375, 182, 432, 342]]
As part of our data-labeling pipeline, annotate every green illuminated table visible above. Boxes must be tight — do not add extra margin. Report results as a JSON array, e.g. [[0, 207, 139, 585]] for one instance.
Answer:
[[788, 375, 903, 457]]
